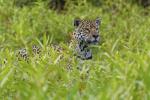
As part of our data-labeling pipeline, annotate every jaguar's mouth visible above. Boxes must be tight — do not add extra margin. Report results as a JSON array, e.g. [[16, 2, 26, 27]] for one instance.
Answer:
[[87, 39, 99, 44]]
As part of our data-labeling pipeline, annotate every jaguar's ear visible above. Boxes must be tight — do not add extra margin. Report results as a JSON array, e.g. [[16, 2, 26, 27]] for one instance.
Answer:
[[74, 18, 81, 27], [95, 17, 101, 25]]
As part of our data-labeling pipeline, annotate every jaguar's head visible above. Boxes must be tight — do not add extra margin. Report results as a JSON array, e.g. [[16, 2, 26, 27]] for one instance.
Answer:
[[74, 18, 101, 44]]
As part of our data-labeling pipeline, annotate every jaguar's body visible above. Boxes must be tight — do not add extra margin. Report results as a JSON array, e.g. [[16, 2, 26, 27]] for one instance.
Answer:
[[71, 18, 101, 60]]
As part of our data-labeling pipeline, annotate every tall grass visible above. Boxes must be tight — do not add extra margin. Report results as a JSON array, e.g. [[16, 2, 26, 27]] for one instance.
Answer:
[[0, 0, 150, 99]]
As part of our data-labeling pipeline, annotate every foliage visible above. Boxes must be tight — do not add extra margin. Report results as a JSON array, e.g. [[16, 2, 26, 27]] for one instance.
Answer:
[[0, 0, 150, 99]]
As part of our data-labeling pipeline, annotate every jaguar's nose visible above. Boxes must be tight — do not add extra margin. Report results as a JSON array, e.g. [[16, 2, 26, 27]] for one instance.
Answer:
[[93, 35, 99, 39]]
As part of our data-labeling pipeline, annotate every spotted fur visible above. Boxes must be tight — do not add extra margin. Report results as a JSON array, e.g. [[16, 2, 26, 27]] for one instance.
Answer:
[[71, 18, 101, 60], [16, 48, 29, 62], [32, 45, 41, 55]]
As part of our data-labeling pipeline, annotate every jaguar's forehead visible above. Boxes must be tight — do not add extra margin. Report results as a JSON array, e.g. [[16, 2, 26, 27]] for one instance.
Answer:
[[79, 20, 97, 28]]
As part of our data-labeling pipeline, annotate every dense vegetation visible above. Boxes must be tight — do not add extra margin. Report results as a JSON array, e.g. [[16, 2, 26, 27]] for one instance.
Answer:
[[0, 0, 150, 99]]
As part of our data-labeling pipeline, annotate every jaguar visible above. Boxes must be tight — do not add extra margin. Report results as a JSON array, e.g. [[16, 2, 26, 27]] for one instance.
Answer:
[[71, 18, 101, 60]]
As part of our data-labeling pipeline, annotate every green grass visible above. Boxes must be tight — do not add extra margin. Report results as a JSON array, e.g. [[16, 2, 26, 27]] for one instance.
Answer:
[[0, 0, 150, 99]]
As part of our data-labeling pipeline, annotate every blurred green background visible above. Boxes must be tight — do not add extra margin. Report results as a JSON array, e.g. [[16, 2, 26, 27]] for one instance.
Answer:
[[0, 0, 150, 100]]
